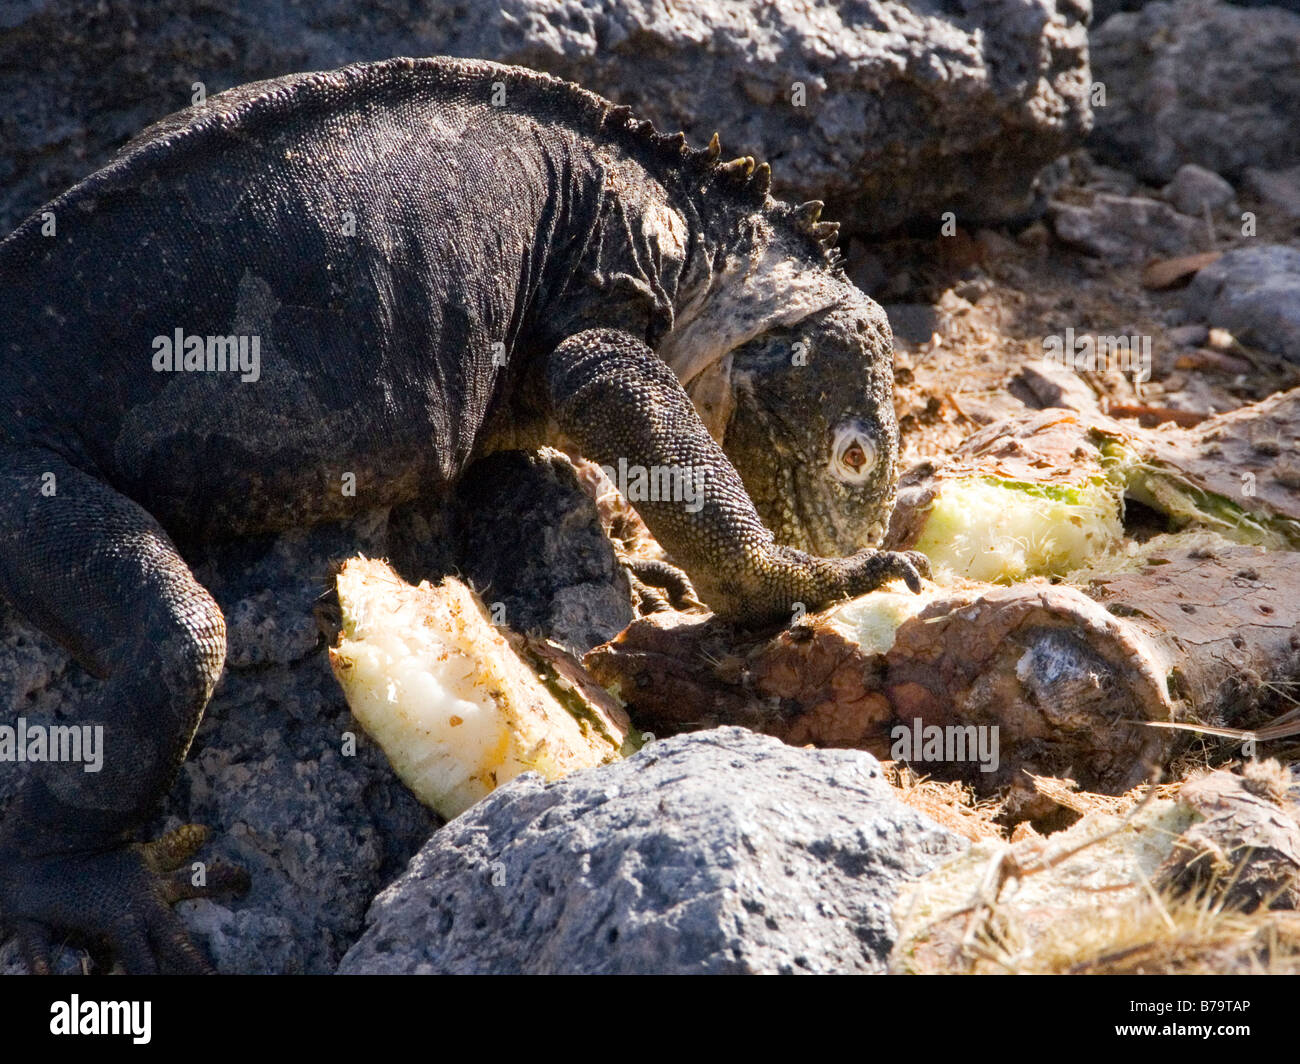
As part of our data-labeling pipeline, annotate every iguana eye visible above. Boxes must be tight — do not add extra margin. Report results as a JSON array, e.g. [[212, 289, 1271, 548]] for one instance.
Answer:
[[830, 422, 878, 485]]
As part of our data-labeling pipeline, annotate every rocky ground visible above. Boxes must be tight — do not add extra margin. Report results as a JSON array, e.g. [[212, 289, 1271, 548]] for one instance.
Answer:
[[868, 151, 1300, 467], [2, 0, 1299, 974]]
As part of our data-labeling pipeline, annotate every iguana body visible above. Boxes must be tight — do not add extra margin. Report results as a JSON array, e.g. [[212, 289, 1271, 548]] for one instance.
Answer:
[[0, 56, 921, 972]]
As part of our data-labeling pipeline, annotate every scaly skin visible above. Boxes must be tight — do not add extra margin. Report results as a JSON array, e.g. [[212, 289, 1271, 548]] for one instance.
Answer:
[[0, 56, 918, 972], [548, 329, 925, 623]]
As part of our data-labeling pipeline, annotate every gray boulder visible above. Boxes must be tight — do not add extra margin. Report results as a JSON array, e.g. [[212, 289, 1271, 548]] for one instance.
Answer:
[[1186, 245, 1300, 361], [0, 0, 1091, 237], [1163, 164, 1236, 216], [1243, 167, 1300, 223], [1049, 193, 1203, 262], [338, 728, 965, 975], [1093, 0, 1300, 25], [1091, 0, 1300, 183], [451, 450, 634, 657]]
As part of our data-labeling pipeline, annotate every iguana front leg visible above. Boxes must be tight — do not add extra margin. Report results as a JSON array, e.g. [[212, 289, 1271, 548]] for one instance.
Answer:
[[545, 329, 928, 624], [0, 445, 248, 974]]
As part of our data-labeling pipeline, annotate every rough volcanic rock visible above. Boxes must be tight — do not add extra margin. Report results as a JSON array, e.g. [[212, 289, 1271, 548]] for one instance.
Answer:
[[1090, 0, 1300, 183], [0, 454, 632, 973], [1186, 245, 1300, 360], [339, 727, 965, 974], [1243, 167, 1300, 223], [1163, 163, 1237, 216], [0, 0, 1092, 237], [1049, 193, 1203, 263], [0, 511, 435, 975], [452, 450, 634, 657], [1092, 0, 1300, 25]]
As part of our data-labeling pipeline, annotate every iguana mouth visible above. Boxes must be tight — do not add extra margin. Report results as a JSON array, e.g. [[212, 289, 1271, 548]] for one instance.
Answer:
[[787, 476, 885, 557], [735, 402, 880, 558], [788, 471, 836, 555]]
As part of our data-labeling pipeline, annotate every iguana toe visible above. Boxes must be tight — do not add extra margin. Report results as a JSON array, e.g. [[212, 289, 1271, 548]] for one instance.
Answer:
[[624, 556, 705, 612], [843, 548, 930, 595], [0, 823, 248, 975]]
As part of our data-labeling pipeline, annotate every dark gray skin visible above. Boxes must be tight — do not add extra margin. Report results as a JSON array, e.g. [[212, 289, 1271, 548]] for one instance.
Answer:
[[0, 56, 924, 973]]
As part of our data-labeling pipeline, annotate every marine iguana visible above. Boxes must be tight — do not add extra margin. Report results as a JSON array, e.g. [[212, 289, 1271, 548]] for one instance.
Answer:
[[0, 56, 925, 973]]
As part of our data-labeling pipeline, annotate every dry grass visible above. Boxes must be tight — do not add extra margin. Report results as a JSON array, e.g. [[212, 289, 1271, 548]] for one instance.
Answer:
[[892, 766, 1300, 974], [1014, 891, 1300, 975], [883, 760, 1008, 842]]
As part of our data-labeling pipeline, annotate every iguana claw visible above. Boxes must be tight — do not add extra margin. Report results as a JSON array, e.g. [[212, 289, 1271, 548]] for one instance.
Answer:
[[0, 823, 249, 975], [623, 556, 705, 613], [845, 548, 931, 595]]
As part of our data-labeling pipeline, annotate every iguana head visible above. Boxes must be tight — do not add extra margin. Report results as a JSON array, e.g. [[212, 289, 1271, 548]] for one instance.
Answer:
[[721, 294, 899, 556], [590, 114, 900, 556], [658, 203, 899, 557]]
